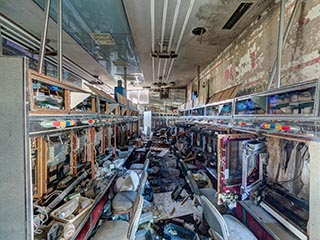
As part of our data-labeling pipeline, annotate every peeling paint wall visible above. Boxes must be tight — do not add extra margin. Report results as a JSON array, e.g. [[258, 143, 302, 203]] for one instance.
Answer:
[[187, 0, 320, 103]]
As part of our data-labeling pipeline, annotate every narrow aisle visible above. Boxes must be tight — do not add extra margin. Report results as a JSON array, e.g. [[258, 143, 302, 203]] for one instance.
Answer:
[[136, 129, 205, 239]]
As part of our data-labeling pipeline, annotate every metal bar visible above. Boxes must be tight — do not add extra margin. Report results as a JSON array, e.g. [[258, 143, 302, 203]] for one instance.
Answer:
[[197, 65, 201, 98], [158, 0, 167, 82], [57, 0, 63, 81], [0, 15, 105, 85], [38, 0, 51, 74], [0, 23, 3, 56], [166, 0, 195, 82], [29, 125, 89, 136], [124, 66, 127, 97], [151, 0, 155, 83], [152, 57, 155, 83], [268, 0, 300, 89], [157, 59, 162, 82], [276, 0, 285, 88], [114, 124, 117, 157], [242, 207, 247, 225], [309, 142, 320, 240], [90, 128, 95, 179], [175, 0, 195, 53], [0, 14, 54, 51], [163, 0, 181, 82], [260, 202, 307, 240]]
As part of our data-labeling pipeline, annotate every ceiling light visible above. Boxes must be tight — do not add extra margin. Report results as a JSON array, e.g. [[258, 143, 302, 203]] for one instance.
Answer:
[[112, 59, 128, 66], [89, 32, 115, 45], [151, 51, 177, 59]]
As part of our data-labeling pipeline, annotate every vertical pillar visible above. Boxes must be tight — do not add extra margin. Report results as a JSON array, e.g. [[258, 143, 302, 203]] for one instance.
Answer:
[[276, 0, 285, 88], [268, 0, 300, 89], [124, 66, 127, 98], [71, 132, 78, 175], [309, 141, 320, 239], [197, 65, 201, 99], [113, 124, 117, 157], [57, 0, 63, 81], [90, 128, 95, 179], [101, 128, 106, 154], [107, 126, 112, 147], [38, 0, 51, 74], [0, 24, 3, 56]]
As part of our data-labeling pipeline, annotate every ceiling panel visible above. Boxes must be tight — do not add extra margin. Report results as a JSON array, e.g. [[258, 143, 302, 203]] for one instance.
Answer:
[[33, 0, 142, 78], [0, 0, 274, 108], [123, 0, 274, 88], [0, 0, 118, 87]]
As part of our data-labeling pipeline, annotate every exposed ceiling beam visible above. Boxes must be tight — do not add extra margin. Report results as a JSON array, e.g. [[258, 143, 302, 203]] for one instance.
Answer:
[[165, 0, 195, 83], [162, 0, 181, 83], [150, 0, 155, 84], [157, 0, 168, 83]]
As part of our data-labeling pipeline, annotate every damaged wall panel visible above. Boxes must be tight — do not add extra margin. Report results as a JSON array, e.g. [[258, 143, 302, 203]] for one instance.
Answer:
[[187, 0, 320, 102], [266, 137, 310, 201]]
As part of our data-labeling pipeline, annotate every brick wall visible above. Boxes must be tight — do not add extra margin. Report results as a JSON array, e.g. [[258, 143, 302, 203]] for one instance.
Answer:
[[187, 0, 320, 104]]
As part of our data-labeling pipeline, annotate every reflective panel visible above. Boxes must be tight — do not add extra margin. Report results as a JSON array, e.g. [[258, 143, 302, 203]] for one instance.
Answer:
[[128, 90, 149, 104], [33, 0, 141, 78]]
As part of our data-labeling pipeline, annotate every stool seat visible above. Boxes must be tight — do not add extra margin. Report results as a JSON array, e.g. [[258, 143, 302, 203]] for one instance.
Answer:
[[223, 215, 257, 240], [112, 191, 137, 213], [93, 220, 129, 240], [200, 195, 257, 240]]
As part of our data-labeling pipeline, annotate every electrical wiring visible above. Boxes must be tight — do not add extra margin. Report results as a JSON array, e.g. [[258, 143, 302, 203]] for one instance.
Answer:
[[33, 204, 49, 234], [278, 143, 309, 185], [42, 190, 62, 205]]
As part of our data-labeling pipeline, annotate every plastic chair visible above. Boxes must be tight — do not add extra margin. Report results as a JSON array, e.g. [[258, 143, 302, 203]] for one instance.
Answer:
[[200, 195, 257, 240]]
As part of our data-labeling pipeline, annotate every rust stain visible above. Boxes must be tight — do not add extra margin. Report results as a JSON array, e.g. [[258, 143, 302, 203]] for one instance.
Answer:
[[284, 56, 320, 73], [298, 16, 308, 26], [250, 51, 256, 69], [200, 59, 223, 79], [286, 1, 295, 12], [224, 68, 232, 81], [189, 0, 320, 96]]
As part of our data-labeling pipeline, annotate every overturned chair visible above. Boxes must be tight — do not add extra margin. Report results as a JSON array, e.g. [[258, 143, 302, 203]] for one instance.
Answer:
[[200, 195, 257, 240]]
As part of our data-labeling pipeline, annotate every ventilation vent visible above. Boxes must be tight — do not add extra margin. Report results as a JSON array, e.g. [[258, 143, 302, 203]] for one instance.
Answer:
[[222, 2, 253, 30]]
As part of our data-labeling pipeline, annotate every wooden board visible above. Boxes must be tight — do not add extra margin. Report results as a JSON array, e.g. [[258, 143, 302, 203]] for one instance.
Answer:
[[71, 132, 78, 175], [90, 128, 95, 179], [32, 137, 47, 199], [208, 84, 241, 104]]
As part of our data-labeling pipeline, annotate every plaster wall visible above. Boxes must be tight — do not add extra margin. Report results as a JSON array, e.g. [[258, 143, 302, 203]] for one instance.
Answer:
[[187, 0, 320, 103]]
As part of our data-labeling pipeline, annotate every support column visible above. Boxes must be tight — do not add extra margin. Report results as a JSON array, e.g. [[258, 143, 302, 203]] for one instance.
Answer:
[[57, 0, 63, 81], [38, 0, 51, 74], [90, 128, 95, 179], [276, 0, 285, 88], [268, 0, 300, 89], [113, 124, 117, 157], [0, 24, 3, 56], [309, 141, 320, 240], [124, 66, 127, 98]]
